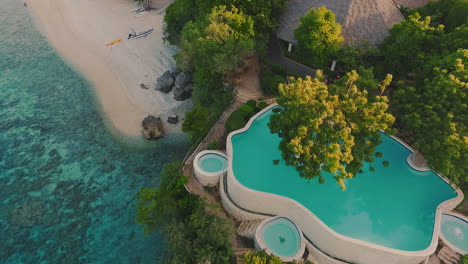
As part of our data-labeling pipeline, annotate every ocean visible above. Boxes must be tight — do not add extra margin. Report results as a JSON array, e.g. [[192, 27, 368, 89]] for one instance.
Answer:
[[0, 0, 186, 263]]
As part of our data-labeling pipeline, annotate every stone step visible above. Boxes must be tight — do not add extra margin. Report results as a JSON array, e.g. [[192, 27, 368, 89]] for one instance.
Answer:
[[237, 91, 263, 99], [438, 246, 461, 264], [237, 219, 263, 239]]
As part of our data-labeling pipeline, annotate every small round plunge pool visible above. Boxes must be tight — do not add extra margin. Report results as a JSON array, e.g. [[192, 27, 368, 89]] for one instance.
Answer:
[[440, 213, 468, 254], [254, 217, 305, 261], [193, 150, 228, 186]]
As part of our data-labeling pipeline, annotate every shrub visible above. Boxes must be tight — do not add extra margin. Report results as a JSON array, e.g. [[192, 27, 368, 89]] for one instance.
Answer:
[[261, 71, 285, 95], [257, 101, 268, 110], [240, 104, 256, 114], [182, 107, 210, 142], [242, 251, 282, 264], [226, 109, 250, 133], [208, 140, 219, 150], [460, 254, 468, 264], [246, 99, 257, 108]]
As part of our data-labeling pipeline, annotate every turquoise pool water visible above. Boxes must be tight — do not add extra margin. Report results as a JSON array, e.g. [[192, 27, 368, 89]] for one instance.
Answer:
[[199, 154, 227, 173], [0, 1, 186, 262], [441, 214, 468, 252], [261, 218, 301, 257], [231, 108, 457, 251]]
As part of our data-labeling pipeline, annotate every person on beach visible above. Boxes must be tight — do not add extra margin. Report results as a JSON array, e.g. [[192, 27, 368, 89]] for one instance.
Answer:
[[128, 33, 133, 39]]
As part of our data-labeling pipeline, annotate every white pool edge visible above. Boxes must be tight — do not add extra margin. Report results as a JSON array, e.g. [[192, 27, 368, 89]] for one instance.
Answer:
[[254, 216, 306, 262], [193, 150, 227, 186], [440, 212, 468, 255], [225, 103, 464, 264]]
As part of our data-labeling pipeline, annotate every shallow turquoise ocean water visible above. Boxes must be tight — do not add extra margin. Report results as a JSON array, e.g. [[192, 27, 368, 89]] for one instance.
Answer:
[[232, 108, 457, 251], [262, 218, 301, 257], [0, 1, 186, 263]]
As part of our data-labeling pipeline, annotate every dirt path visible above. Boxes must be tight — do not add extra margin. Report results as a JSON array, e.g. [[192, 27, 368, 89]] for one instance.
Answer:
[[182, 56, 272, 248]]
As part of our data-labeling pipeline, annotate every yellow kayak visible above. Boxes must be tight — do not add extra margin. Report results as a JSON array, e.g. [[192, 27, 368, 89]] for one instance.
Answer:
[[105, 38, 122, 46]]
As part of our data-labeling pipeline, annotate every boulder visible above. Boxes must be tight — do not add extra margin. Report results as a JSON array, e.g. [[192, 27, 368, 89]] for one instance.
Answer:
[[184, 83, 193, 93], [141, 116, 164, 140], [155, 70, 175, 93], [167, 114, 179, 124], [174, 71, 192, 89], [173, 86, 191, 101]]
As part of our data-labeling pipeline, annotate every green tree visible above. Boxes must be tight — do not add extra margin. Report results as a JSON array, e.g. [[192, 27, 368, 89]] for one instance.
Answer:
[[136, 161, 234, 263], [164, 0, 198, 44], [379, 13, 445, 77], [392, 49, 467, 185], [217, 0, 286, 53], [414, 0, 468, 31], [269, 71, 395, 189], [294, 6, 344, 67], [176, 5, 255, 75], [182, 107, 211, 142]]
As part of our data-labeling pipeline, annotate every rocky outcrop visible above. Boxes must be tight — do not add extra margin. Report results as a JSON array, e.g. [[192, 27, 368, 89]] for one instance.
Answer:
[[173, 72, 193, 101], [155, 70, 175, 93], [173, 84, 193, 101], [167, 114, 179, 124], [174, 71, 192, 89], [141, 116, 164, 140]]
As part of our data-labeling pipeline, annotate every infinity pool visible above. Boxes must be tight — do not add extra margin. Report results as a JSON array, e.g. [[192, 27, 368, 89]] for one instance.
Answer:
[[231, 108, 457, 251]]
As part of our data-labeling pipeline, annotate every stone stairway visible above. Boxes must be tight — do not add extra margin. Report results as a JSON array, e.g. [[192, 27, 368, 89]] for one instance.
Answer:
[[237, 219, 264, 239], [438, 246, 461, 264], [235, 88, 262, 103]]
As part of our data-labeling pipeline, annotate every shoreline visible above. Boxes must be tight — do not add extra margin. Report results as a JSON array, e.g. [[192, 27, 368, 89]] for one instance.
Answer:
[[26, 0, 192, 146]]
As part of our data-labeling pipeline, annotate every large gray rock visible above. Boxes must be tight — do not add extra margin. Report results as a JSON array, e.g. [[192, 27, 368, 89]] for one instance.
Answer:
[[155, 70, 175, 93], [173, 86, 191, 101], [174, 71, 192, 89], [141, 116, 164, 140]]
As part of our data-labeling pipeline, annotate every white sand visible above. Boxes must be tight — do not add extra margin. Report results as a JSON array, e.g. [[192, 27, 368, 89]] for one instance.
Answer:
[[27, 0, 192, 141]]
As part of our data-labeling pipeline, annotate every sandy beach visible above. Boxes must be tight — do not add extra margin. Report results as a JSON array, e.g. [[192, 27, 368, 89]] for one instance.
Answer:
[[27, 0, 192, 141]]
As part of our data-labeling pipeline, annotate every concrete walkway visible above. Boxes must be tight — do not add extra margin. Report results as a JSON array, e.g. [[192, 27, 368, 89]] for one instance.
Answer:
[[266, 37, 316, 77]]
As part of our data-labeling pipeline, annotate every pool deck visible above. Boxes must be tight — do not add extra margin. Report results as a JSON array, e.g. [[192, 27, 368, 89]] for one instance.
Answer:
[[224, 103, 464, 264]]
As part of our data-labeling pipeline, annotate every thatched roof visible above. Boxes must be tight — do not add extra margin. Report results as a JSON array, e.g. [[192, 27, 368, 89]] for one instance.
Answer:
[[276, 0, 404, 45], [394, 0, 437, 9]]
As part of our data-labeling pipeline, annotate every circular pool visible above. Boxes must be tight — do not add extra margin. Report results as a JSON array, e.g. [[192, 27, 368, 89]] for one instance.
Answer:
[[440, 213, 468, 254], [193, 150, 228, 186], [254, 217, 305, 262]]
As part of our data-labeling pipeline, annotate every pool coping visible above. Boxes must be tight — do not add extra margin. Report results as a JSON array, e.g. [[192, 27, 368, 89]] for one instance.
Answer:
[[254, 216, 306, 262], [193, 150, 228, 186], [225, 103, 464, 263], [440, 212, 468, 255]]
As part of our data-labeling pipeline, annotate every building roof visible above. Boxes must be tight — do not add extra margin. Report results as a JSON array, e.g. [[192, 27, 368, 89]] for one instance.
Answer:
[[393, 0, 438, 9], [276, 0, 404, 45]]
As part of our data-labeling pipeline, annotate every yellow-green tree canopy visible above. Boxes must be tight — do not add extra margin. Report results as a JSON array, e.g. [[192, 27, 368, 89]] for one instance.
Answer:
[[242, 251, 282, 264], [294, 6, 344, 67], [393, 49, 468, 185], [269, 71, 395, 189], [176, 5, 255, 75]]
